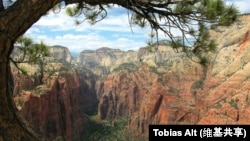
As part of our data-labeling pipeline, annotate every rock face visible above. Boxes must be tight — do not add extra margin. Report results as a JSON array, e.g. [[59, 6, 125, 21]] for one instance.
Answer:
[[50, 45, 73, 64], [96, 14, 250, 138], [11, 43, 98, 141], [76, 47, 125, 76], [195, 14, 250, 125], [14, 69, 97, 141], [97, 57, 204, 138], [75, 41, 173, 76]]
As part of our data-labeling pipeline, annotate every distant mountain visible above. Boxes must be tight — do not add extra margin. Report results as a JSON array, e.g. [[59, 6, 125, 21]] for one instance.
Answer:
[[50, 45, 72, 64]]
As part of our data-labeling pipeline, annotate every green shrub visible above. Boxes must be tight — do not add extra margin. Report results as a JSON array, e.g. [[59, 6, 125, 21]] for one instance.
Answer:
[[81, 117, 133, 141], [191, 80, 204, 89], [112, 63, 138, 73], [229, 98, 238, 109]]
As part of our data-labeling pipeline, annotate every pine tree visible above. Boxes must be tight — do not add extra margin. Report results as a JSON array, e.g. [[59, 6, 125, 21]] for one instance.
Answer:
[[11, 36, 50, 83]]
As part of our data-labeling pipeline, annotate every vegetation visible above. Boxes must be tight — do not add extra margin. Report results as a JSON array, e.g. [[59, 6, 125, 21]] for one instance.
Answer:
[[246, 94, 250, 106], [191, 79, 204, 89], [82, 111, 144, 141], [157, 59, 174, 68], [79, 107, 144, 141], [229, 98, 239, 109], [11, 36, 51, 83], [112, 63, 139, 73], [82, 117, 128, 141], [13, 36, 50, 64], [212, 102, 222, 109], [149, 66, 165, 76]]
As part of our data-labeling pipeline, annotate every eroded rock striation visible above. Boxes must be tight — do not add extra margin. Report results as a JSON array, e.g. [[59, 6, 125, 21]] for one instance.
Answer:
[[97, 14, 250, 138]]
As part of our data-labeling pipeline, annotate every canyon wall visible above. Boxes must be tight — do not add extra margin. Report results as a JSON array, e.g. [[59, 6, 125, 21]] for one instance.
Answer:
[[12, 47, 98, 141], [96, 14, 250, 138]]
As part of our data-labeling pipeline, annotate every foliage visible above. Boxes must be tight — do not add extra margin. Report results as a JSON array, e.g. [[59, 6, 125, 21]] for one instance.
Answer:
[[18, 65, 29, 75], [246, 95, 250, 106], [212, 102, 222, 109], [149, 66, 165, 76], [229, 98, 239, 109], [191, 79, 204, 89], [14, 36, 51, 64], [81, 106, 145, 141], [112, 63, 139, 73], [65, 3, 109, 25], [11, 36, 51, 75], [81, 116, 134, 141]]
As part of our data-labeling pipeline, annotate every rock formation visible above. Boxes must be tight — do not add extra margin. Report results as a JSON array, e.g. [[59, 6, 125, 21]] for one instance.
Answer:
[[96, 14, 250, 138], [12, 47, 98, 141], [49, 45, 73, 64]]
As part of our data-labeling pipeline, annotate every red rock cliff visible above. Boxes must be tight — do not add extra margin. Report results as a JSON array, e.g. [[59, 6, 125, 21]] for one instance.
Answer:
[[97, 14, 250, 139], [14, 68, 97, 141], [97, 63, 204, 138]]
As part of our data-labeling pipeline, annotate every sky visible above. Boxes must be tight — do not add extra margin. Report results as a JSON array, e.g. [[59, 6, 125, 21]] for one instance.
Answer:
[[24, 0, 250, 55]]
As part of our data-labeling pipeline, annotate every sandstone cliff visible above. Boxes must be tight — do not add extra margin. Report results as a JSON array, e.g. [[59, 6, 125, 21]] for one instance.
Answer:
[[74, 41, 172, 76], [96, 14, 250, 138], [196, 14, 250, 124], [14, 67, 98, 141], [12, 46, 98, 141], [75, 47, 125, 76], [50, 45, 73, 64], [96, 53, 204, 138]]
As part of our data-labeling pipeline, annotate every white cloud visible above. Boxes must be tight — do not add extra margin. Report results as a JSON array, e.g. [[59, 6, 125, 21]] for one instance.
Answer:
[[34, 11, 76, 31], [25, 1, 249, 54], [24, 5, 150, 54], [227, 0, 250, 13], [28, 32, 145, 53], [32, 7, 142, 33], [25, 6, 150, 53], [117, 37, 130, 42], [55, 34, 88, 40]]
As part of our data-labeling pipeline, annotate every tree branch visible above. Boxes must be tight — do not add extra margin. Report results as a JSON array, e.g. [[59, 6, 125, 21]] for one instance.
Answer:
[[0, 0, 4, 11], [0, 0, 61, 41]]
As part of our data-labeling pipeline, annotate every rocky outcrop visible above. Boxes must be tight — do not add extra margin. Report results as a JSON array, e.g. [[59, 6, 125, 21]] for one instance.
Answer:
[[97, 66, 158, 120], [75, 47, 124, 76], [195, 14, 250, 124], [11, 42, 98, 141], [74, 41, 174, 76], [13, 65, 98, 141], [97, 61, 204, 138], [50, 45, 73, 64], [96, 14, 250, 139], [9, 35, 118, 141]]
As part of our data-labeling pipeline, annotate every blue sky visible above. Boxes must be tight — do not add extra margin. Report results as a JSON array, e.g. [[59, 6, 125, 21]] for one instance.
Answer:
[[24, 0, 250, 54]]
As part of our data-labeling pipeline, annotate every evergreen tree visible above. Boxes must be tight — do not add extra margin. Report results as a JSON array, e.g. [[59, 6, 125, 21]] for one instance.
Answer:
[[11, 36, 50, 83], [0, 0, 239, 140]]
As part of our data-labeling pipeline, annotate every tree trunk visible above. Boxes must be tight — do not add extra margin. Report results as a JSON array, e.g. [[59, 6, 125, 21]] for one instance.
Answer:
[[0, 1, 61, 140], [0, 37, 42, 141]]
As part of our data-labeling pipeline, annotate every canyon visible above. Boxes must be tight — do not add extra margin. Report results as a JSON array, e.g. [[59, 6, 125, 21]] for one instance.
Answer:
[[11, 14, 250, 141]]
